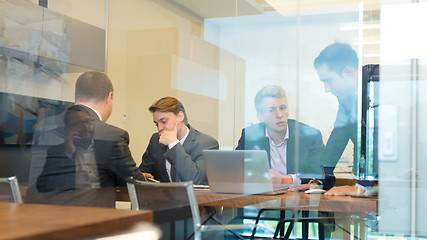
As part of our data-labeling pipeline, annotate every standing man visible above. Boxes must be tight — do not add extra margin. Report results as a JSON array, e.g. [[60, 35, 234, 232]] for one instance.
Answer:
[[313, 42, 372, 196], [236, 85, 325, 185], [139, 97, 219, 185], [314, 42, 359, 174], [36, 71, 145, 192]]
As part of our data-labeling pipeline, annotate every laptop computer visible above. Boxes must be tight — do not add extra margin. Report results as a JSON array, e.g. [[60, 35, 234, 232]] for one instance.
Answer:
[[203, 150, 288, 195]]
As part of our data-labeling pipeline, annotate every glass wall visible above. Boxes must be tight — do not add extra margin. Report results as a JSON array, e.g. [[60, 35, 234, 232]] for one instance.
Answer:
[[107, 0, 360, 171], [2, 0, 427, 239], [106, 0, 425, 238], [378, 0, 427, 237]]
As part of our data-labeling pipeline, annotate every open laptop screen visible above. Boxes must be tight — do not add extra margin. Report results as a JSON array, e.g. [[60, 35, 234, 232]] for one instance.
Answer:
[[203, 150, 288, 195]]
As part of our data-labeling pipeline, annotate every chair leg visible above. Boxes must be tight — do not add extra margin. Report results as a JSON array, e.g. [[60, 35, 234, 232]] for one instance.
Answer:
[[273, 218, 294, 239], [284, 221, 294, 240], [279, 210, 286, 237], [250, 209, 267, 240], [319, 222, 325, 240], [302, 211, 309, 240], [273, 210, 299, 239]]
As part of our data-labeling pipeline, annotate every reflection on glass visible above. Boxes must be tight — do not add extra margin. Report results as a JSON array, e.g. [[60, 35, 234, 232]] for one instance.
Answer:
[[0, 0, 105, 193], [37, 106, 97, 192]]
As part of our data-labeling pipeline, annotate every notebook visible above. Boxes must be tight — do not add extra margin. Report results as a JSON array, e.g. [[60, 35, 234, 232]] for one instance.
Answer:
[[203, 150, 288, 195]]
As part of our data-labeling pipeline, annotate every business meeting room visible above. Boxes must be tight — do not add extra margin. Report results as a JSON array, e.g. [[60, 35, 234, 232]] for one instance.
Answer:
[[0, 0, 426, 239]]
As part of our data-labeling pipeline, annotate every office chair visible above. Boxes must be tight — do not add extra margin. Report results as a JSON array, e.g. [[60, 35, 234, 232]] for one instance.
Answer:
[[0, 176, 23, 203], [127, 179, 246, 240]]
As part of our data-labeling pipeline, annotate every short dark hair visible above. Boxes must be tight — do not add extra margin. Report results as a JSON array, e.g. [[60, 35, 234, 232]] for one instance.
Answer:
[[313, 42, 358, 75], [149, 97, 188, 124], [75, 71, 113, 103], [64, 105, 93, 130], [254, 85, 286, 113]]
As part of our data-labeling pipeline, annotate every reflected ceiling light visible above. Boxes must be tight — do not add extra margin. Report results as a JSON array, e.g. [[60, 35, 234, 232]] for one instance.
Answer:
[[340, 23, 380, 31], [264, 0, 359, 14]]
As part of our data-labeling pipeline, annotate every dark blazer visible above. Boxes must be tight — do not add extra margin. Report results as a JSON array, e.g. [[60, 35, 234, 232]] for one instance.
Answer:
[[37, 105, 144, 192], [236, 119, 325, 176], [139, 124, 219, 185], [323, 93, 358, 174]]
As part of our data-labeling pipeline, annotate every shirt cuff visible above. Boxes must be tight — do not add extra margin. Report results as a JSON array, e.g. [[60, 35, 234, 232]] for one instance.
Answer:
[[168, 140, 180, 149], [355, 183, 368, 191], [290, 174, 301, 185]]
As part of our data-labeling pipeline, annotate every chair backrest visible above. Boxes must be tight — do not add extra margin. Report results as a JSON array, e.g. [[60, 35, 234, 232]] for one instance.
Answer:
[[0, 176, 23, 203], [127, 180, 202, 239]]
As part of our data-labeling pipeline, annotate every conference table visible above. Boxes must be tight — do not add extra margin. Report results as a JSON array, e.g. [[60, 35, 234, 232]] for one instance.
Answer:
[[195, 190, 377, 240], [0, 202, 152, 240], [195, 190, 377, 213], [7, 187, 376, 239]]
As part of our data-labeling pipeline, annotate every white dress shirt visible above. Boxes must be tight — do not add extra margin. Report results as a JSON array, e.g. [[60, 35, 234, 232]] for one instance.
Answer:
[[266, 125, 301, 185], [165, 126, 189, 182]]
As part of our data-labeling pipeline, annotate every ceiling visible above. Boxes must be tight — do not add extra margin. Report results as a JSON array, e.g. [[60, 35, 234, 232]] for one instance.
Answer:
[[171, 0, 380, 19]]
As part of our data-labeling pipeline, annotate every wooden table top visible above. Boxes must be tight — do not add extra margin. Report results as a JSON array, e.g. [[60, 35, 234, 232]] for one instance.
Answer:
[[0, 202, 152, 240], [119, 187, 377, 213], [195, 190, 377, 213]]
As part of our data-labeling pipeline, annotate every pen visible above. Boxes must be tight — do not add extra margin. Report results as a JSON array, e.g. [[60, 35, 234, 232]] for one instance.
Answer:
[[147, 178, 160, 183]]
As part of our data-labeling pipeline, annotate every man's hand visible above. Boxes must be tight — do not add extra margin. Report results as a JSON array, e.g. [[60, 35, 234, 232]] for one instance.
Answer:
[[325, 185, 363, 196], [270, 169, 293, 185], [158, 121, 179, 146], [64, 131, 80, 158], [142, 172, 154, 181], [288, 183, 318, 192]]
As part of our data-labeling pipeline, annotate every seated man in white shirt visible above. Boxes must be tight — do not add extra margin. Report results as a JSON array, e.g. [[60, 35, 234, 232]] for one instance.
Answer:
[[139, 97, 219, 185], [236, 85, 325, 185]]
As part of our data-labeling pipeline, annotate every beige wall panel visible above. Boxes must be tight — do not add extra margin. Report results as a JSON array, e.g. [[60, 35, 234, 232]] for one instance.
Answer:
[[126, 54, 177, 164], [107, 0, 245, 162]]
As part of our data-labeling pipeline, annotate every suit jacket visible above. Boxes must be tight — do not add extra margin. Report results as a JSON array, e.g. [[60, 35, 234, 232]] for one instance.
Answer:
[[236, 119, 325, 176], [139, 124, 219, 185], [323, 93, 358, 174], [37, 105, 144, 192]]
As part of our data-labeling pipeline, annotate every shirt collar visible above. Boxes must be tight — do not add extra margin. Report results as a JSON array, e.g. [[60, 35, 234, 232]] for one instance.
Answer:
[[78, 104, 102, 121], [180, 126, 190, 145], [266, 124, 289, 146]]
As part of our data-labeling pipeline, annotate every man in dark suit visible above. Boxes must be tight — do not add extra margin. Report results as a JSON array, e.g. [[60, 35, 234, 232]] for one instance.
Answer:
[[313, 42, 359, 174], [314, 43, 378, 196], [139, 97, 219, 185], [236, 85, 325, 185], [37, 71, 144, 192]]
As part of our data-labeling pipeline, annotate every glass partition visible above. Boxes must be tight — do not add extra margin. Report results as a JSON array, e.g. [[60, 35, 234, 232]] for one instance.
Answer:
[[0, 0, 106, 198], [2, 0, 427, 239], [378, 1, 427, 237], [106, 0, 365, 238]]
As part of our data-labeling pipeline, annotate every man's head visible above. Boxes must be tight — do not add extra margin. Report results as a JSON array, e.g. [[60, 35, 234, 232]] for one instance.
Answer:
[[75, 71, 114, 121], [255, 85, 289, 135], [313, 42, 358, 99], [149, 97, 188, 133]]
